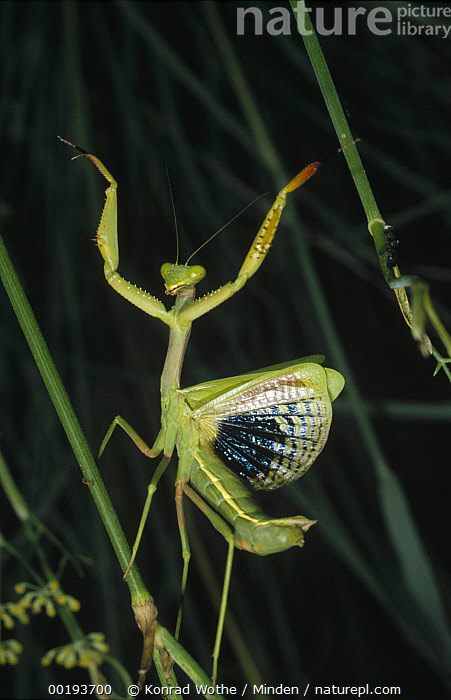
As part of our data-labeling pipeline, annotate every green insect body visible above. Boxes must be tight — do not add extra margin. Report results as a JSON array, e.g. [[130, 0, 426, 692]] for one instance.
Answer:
[[59, 136, 344, 681], [190, 448, 314, 555]]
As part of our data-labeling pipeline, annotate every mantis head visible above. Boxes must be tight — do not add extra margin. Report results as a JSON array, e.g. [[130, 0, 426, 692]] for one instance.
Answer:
[[160, 263, 206, 295]]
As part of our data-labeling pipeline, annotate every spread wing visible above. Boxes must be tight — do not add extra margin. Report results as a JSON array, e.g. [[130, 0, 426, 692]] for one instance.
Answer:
[[189, 362, 339, 491]]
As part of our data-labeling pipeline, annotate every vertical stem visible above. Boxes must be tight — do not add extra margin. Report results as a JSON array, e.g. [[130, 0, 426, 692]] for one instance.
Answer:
[[0, 231, 149, 604], [291, 0, 381, 223]]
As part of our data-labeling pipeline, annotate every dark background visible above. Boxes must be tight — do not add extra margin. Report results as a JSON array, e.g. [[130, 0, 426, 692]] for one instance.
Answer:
[[1, 2, 450, 698]]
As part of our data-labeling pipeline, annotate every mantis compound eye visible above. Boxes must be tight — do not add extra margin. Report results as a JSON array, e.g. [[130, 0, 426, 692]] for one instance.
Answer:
[[160, 262, 172, 279], [186, 265, 206, 284]]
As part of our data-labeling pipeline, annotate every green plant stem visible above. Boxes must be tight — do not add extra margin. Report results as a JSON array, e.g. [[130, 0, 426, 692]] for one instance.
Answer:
[[0, 449, 87, 657], [155, 625, 223, 698], [292, 0, 380, 223], [0, 449, 72, 592], [285, 1, 451, 676], [293, 1, 451, 367], [0, 231, 148, 606]]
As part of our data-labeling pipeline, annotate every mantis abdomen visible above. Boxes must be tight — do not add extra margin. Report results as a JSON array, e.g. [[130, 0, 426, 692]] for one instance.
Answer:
[[190, 446, 315, 555]]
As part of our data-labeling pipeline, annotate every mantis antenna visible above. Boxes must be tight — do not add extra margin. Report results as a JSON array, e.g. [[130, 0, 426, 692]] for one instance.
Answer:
[[185, 193, 266, 265], [165, 164, 180, 265]]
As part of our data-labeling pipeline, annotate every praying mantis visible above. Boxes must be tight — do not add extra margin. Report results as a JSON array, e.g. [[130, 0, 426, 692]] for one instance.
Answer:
[[59, 137, 345, 682]]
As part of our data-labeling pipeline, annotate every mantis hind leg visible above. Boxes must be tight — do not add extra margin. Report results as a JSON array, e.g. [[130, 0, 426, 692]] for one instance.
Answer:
[[124, 453, 171, 580], [179, 481, 235, 684], [97, 415, 170, 579], [98, 415, 163, 459], [175, 479, 191, 641]]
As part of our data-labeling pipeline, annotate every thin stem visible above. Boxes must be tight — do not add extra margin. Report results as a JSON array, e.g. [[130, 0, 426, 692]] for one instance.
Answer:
[[0, 230, 149, 605], [292, 0, 380, 222]]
